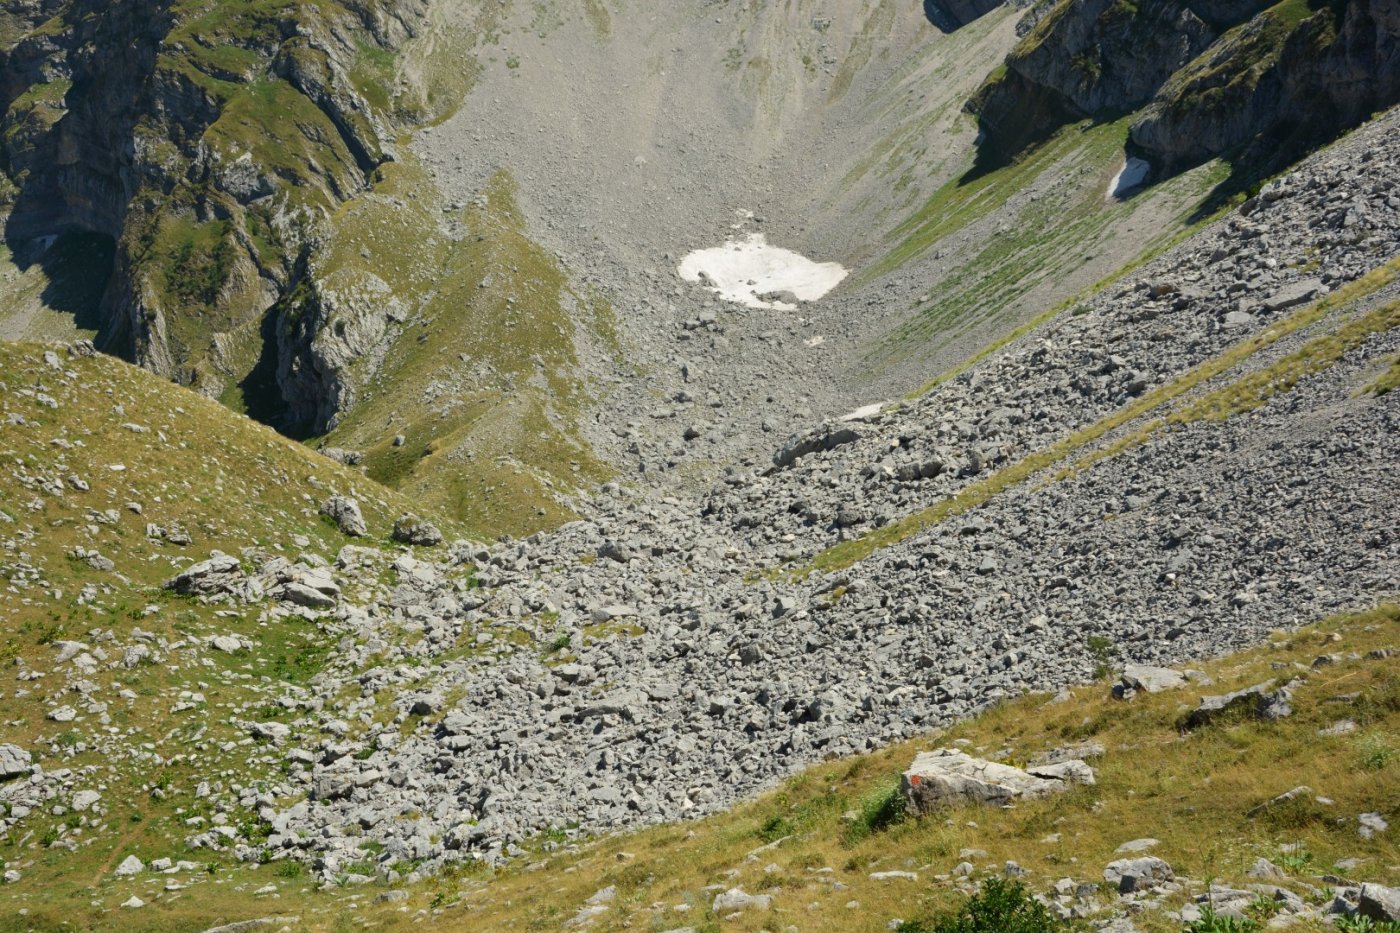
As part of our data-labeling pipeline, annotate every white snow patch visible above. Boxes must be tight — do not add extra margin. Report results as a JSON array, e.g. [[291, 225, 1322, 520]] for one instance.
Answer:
[[1109, 157, 1151, 199], [678, 234, 848, 310]]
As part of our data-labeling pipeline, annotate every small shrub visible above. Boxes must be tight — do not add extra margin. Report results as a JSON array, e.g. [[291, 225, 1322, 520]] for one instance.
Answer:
[[900, 877, 1063, 933], [842, 780, 905, 847], [757, 814, 793, 843], [1358, 733, 1396, 771], [274, 860, 303, 878], [1086, 635, 1116, 679], [1187, 907, 1260, 932]]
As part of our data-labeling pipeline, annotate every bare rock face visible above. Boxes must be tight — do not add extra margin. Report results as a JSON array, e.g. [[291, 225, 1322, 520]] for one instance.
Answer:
[[1130, 0, 1400, 176], [901, 749, 1071, 813], [969, 0, 1400, 180]]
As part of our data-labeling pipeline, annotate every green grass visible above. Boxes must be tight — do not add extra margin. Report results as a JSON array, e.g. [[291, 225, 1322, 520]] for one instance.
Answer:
[[317, 166, 615, 539]]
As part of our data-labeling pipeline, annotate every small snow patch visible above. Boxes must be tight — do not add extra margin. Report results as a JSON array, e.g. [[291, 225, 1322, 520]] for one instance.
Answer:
[[1109, 157, 1151, 199], [678, 233, 847, 310]]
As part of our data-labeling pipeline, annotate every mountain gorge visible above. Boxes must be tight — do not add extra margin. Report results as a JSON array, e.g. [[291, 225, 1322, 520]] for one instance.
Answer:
[[0, 0, 1398, 930]]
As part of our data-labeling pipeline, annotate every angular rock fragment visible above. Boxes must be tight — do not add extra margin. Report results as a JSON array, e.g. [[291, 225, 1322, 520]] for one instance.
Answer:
[[320, 495, 367, 537], [902, 749, 1067, 814], [0, 744, 32, 779], [392, 513, 443, 546], [1185, 679, 1297, 728], [1103, 856, 1172, 894]]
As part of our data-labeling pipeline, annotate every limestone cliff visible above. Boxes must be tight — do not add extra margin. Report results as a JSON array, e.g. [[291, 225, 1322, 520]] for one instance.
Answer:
[[1130, 0, 1400, 176], [0, 0, 430, 411], [968, 0, 1400, 182]]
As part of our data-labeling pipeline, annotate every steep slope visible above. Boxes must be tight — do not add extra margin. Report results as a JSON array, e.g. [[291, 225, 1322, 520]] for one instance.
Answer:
[[0, 339, 472, 927], [1, 104, 1396, 927]]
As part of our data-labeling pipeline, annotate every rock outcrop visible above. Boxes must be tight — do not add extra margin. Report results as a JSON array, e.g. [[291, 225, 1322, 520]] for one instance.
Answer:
[[969, 0, 1400, 182], [0, 0, 430, 421]]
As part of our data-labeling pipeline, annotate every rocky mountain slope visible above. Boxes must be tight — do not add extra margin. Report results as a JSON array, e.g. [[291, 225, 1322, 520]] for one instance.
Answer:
[[0, 97, 1395, 929], [0, 0, 1397, 929]]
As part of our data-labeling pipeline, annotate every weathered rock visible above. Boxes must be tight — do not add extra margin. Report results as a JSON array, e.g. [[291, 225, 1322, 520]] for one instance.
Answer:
[[712, 888, 772, 912], [0, 744, 32, 779], [1104, 856, 1173, 894], [1027, 759, 1096, 786], [902, 749, 1067, 813], [164, 553, 247, 598], [1114, 664, 1187, 698], [1185, 679, 1296, 728], [114, 855, 144, 877], [392, 514, 443, 547], [277, 582, 337, 609], [1359, 883, 1400, 923], [320, 496, 368, 537]]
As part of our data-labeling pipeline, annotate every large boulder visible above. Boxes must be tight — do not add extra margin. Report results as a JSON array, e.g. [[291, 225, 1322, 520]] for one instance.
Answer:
[[1185, 679, 1296, 728], [902, 749, 1070, 813], [772, 425, 862, 470], [1360, 883, 1400, 923], [320, 495, 367, 537], [0, 744, 32, 779], [163, 552, 258, 600], [1114, 664, 1187, 698], [1104, 856, 1174, 893], [392, 514, 443, 547]]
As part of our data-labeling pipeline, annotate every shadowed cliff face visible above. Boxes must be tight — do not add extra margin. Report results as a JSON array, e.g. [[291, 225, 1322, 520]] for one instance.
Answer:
[[1131, 0, 1400, 178], [967, 0, 1400, 184], [0, 0, 426, 400]]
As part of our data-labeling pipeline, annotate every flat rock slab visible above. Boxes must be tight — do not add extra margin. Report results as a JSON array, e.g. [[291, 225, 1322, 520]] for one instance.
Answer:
[[902, 749, 1068, 813], [1115, 664, 1187, 698], [712, 888, 772, 912]]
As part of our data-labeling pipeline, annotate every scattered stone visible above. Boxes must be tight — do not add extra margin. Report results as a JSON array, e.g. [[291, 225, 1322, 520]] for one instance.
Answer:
[[712, 888, 772, 912], [114, 855, 144, 878]]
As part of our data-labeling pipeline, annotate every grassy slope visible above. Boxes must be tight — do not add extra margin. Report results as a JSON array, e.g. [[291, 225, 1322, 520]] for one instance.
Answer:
[[0, 341, 467, 930], [312, 163, 618, 538]]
